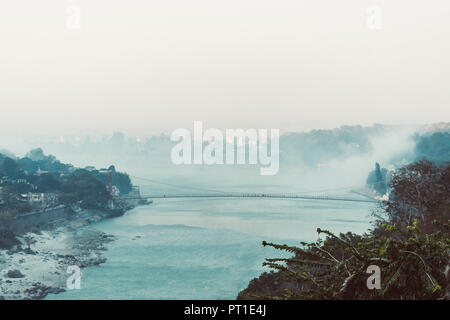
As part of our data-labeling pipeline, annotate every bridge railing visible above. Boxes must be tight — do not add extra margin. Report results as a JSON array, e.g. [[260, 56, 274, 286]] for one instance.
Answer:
[[121, 193, 377, 203]]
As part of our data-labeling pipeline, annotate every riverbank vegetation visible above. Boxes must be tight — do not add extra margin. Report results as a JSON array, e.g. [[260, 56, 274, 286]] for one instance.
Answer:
[[238, 160, 450, 299], [0, 149, 132, 211], [0, 148, 133, 249]]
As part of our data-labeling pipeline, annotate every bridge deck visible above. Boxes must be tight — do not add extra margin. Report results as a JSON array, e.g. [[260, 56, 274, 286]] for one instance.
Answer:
[[122, 194, 377, 203]]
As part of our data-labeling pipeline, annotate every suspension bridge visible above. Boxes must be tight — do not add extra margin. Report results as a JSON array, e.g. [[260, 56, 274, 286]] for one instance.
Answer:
[[123, 193, 376, 203], [117, 175, 379, 204]]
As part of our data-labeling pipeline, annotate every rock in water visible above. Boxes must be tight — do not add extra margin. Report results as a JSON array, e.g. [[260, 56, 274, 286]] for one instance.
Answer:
[[7, 269, 25, 278]]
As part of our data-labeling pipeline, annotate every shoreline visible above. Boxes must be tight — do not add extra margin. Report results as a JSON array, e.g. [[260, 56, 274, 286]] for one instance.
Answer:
[[0, 204, 141, 300]]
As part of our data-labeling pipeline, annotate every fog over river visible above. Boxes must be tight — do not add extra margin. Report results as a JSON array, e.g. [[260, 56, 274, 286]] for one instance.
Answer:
[[47, 165, 375, 299]]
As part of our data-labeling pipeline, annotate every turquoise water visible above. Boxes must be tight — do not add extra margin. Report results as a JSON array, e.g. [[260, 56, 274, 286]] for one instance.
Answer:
[[47, 196, 374, 300]]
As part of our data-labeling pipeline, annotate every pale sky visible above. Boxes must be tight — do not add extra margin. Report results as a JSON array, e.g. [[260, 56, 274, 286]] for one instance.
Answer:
[[0, 0, 449, 137]]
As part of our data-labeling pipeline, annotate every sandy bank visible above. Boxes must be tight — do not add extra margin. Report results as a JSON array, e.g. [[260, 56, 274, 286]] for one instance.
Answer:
[[0, 226, 115, 300]]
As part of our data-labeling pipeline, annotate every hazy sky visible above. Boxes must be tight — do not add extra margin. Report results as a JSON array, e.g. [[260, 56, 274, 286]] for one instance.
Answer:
[[1, 0, 449, 137]]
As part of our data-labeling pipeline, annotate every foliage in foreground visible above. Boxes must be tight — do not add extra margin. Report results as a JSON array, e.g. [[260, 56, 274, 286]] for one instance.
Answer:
[[260, 220, 449, 299], [240, 160, 450, 300]]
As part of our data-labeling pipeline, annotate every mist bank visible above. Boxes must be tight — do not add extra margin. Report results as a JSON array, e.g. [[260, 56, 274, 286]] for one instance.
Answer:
[[1, 123, 449, 192]]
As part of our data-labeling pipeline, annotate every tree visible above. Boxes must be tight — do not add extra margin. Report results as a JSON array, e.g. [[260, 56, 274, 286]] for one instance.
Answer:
[[23, 235, 37, 250], [247, 221, 449, 300], [239, 161, 450, 300], [12, 182, 32, 194], [384, 160, 450, 233], [375, 162, 382, 181], [34, 173, 62, 193], [25, 148, 45, 161], [0, 209, 13, 230], [366, 162, 388, 195], [60, 173, 108, 209], [17, 157, 38, 174], [94, 170, 132, 195], [415, 132, 450, 164], [0, 210, 18, 249], [2, 157, 19, 178]]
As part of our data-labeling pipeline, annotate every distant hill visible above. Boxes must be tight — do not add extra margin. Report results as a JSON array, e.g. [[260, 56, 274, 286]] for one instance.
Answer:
[[0, 149, 17, 160], [10, 122, 450, 169], [414, 132, 450, 164], [280, 124, 389, 166], [422, 122, 450, 133]]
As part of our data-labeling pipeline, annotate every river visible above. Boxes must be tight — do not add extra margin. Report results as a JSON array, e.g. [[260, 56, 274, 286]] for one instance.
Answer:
[[47, 192, 374, 299]]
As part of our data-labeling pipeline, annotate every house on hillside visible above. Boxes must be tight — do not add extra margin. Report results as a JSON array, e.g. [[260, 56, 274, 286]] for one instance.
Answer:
[[111, 186, 120, 198], [13, 179, 28, 184], [36, 167, 49, 175], [22, 192, 59, 208]]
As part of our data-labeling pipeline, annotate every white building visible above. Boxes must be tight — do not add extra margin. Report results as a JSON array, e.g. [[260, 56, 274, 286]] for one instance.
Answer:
[[24, 192, 59, 207], [111, 186, 120, 198], [27, 192, 45, 204]]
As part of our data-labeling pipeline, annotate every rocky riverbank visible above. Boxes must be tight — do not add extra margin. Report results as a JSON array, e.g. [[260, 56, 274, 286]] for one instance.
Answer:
[[0, 226, 115, 300], [0, 192, 151, 300]]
